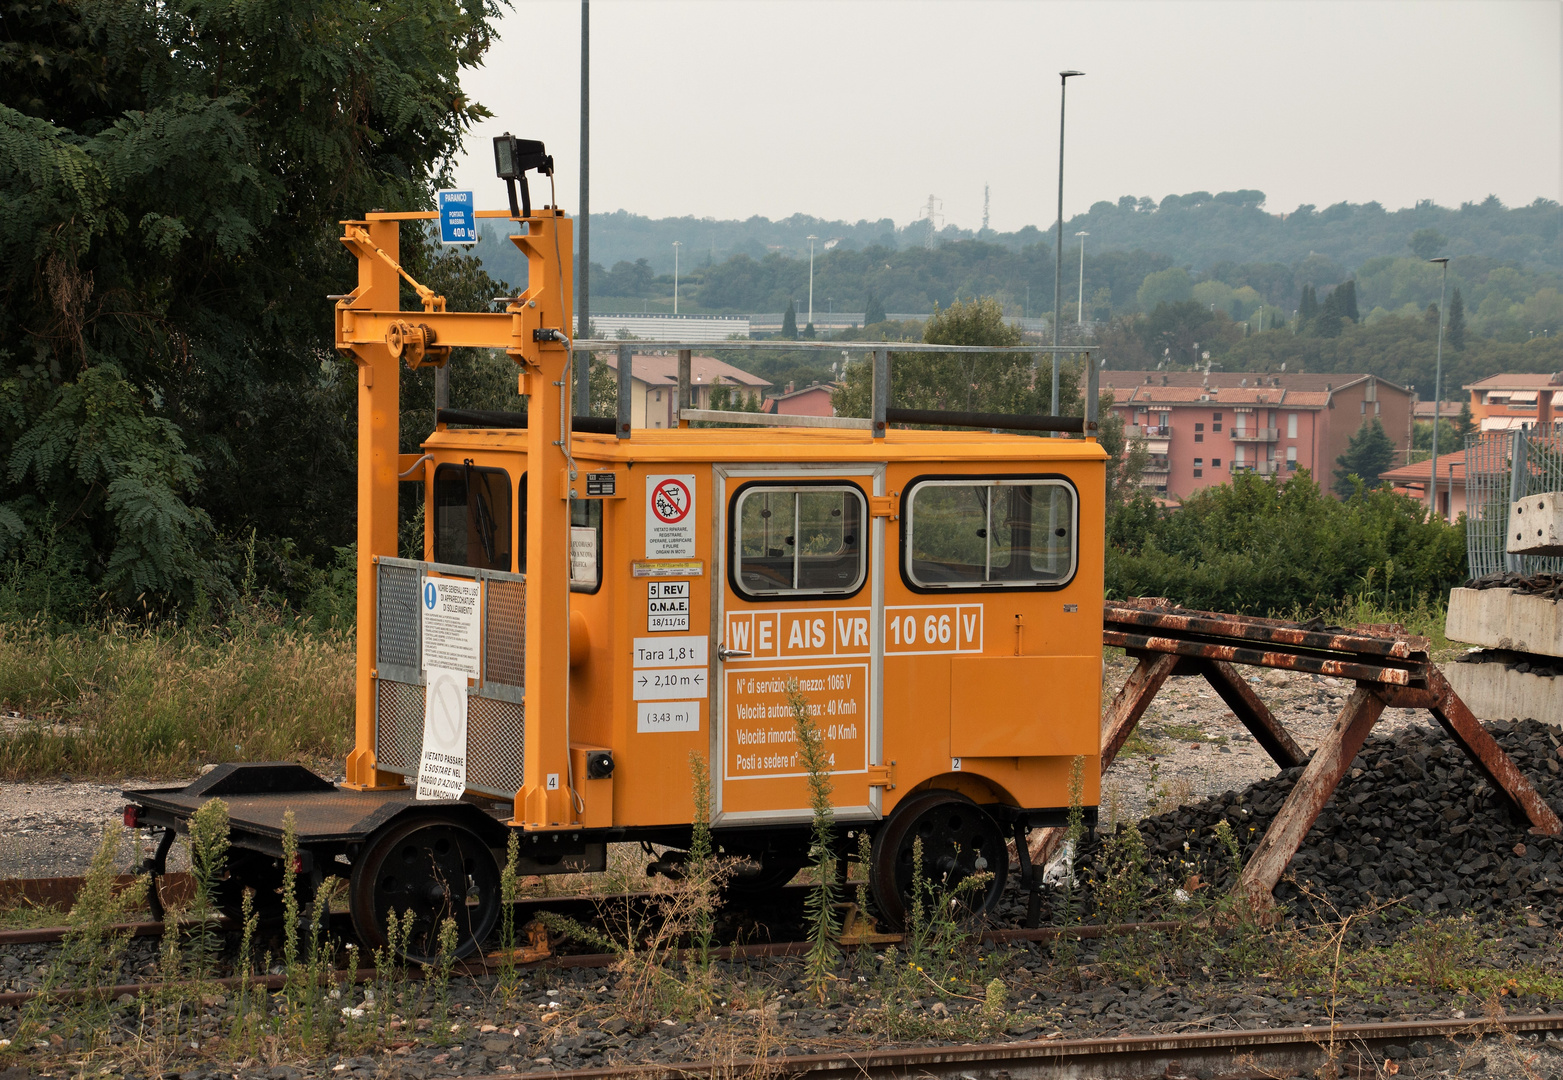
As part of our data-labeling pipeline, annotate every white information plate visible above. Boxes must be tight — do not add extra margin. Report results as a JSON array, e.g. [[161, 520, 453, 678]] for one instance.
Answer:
[[421, 577, 482, 676], [633, 635, 708, 668], [645, 474, 696, 558], [647, 580, 690, 631], [416, 667, 468, 800], [570, 526, 598, 587], [637, 701, 701, 733], [634, 667, 708, 700]]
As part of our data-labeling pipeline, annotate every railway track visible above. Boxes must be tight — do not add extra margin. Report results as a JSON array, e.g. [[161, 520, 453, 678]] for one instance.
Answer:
[[500, 1013, 1563, 1080]]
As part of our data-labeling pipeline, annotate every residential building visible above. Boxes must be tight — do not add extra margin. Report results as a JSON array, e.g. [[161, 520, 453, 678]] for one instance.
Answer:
[[1380, 458, 1467, 522], [1413, 400, 1463, 424], [765, 382, 838, 417], [1100, 371, 1414, 499], [1462, 372, 1563, 432], [599, 352, 770, 429]]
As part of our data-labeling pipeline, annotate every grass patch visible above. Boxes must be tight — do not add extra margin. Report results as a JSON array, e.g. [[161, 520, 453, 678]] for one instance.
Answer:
[[0, 617, 353, 779]]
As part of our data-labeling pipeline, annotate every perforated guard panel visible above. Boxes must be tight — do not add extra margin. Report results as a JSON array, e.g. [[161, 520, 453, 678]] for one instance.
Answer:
[[372, 558, 527, 796], [467, 694, 525, 798], [375, 679, 425, 777], [376, 561, 421, 670]]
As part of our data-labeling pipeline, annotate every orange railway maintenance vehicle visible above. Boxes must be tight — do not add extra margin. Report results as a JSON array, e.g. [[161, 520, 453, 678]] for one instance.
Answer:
[[125, 138, 1108, 961]]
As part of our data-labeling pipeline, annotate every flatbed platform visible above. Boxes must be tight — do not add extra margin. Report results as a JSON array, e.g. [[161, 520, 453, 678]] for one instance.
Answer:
[[126, 763, 506, 856]]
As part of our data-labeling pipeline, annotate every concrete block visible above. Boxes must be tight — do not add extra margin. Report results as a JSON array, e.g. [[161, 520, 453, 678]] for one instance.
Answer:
[[1507, 491, 1563, 556], [1446, 586, 1563, 658], [1445, 659, 1563, 727]]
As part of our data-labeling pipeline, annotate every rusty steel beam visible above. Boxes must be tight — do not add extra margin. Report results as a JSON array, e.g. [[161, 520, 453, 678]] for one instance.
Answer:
[[1105, 602, 1428, 660], [1421, 667, 1562, 836], [1238, 686, 1387, 908], [1100, 653, 1182, 768], [1103, 629, 1415, 685], [1195, 659, 1305, 769]]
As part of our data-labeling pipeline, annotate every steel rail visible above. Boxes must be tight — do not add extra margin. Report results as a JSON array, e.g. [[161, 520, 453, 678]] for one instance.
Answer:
[[0, 916, 1193, 1007], [488, 1013, 1563, 1080]]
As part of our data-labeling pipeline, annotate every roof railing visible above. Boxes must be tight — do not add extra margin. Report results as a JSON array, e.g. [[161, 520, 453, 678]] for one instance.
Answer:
[[568, 339, 1096, 441]]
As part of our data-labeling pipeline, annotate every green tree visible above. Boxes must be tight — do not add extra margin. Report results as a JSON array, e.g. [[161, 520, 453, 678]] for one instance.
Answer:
[[1107, 470, 1465, 614], [781, 300, 798, 340], [833, 297, 1055, 418], [1409, 228, 1448, 260], [1446, 286, 1466, 350], [1136, 267, 1193, 311], [1298, 284, 1319, 327], [1332, 418, 1396, 496], [0, 0, 501, 613], [864, 291, 886, 326]]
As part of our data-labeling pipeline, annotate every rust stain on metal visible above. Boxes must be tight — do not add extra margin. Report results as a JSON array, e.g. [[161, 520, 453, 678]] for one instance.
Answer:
[[1238, 686, 1387, 910], [1104, 630, 1414, 684], [1421, 667, 1562, 836]]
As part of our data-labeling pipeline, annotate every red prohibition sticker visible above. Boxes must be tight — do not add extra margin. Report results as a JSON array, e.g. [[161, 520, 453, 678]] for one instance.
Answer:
[[646, 473, 697, 559], [652, 478, 691, 523]]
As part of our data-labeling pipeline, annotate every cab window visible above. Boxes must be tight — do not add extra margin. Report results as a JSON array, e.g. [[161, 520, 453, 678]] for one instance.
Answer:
[[569, 500, 603, 592], [903, 477, 1076, 590], [733, 484, 866, 597], [433, 463, 513, 571]]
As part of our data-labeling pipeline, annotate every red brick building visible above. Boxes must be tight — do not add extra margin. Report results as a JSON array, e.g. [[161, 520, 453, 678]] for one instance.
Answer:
[[1099, 371, 1415, 500]]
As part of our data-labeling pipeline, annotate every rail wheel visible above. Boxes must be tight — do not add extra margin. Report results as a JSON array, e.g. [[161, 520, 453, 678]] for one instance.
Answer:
[[348, 815, 502, 964], [869, 789, 1008, 930]]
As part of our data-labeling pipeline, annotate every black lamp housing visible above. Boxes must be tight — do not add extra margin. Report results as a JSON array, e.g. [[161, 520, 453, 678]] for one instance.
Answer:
[[492, 133, 553, 218]]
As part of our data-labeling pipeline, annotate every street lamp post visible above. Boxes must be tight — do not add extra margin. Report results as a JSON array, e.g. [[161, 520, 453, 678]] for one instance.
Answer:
[[672, 241, 682, 315], [1050, 70, 1084, 420], [1429, 256, 1450, 519], [1075, 230, 1089, 328], [806, 235, 818, 328]]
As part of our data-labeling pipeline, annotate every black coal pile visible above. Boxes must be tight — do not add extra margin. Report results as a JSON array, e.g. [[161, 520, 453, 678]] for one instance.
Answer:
[[1028, 718, 1563, 926]]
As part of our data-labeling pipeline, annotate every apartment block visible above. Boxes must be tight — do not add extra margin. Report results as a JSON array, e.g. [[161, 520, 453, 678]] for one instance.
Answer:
[[1463, 372, 1562, 432], [1100, 371, 1414, 499]]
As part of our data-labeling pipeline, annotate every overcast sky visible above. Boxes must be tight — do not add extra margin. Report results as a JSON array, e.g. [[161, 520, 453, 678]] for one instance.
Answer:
[[449, 0, 1562, 234]]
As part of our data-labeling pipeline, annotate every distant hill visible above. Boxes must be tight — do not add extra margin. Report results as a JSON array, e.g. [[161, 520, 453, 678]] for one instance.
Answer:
[[458, 192, 1563, 332], [468, 191, 1563, 280]]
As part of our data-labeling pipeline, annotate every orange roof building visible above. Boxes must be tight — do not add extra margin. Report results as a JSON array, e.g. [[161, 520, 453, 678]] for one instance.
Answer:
[[1462, 372, 1562, 432], [599, 352, 770, 429], [1099, 371, 1414, 499], [1379, 457, 1467, 522]]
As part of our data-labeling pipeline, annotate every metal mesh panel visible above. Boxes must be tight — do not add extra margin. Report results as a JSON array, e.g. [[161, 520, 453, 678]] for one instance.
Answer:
[[485, 578, 526, 687], [374, 679, 425, 776], [376, 561, 421, 670], [1465, 424, 1563, 578], [466, 694, 525, 797]]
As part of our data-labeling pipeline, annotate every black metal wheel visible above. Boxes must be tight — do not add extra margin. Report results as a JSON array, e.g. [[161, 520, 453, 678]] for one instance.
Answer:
[[348, 815, 502, 964], [869, 789, 1008, 930]]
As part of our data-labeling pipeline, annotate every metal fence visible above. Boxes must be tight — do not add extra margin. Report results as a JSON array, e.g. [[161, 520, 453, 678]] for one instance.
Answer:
[[1465, 421, 1563, 578]]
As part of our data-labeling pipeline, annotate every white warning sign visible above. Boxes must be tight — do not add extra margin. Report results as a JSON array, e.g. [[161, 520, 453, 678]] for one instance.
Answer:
[[416, 667, 468, 800], [646, 474, 696, 559], [421, 576, 482, 676], [570, 526, 598, 588], [647, 580, 690, 631]]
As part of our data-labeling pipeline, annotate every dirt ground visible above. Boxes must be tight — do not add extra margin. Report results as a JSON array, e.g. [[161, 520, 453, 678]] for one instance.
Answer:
[[0, 655, 1441, 881], [1098, 651, 1440, 826]]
